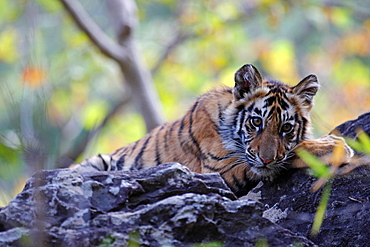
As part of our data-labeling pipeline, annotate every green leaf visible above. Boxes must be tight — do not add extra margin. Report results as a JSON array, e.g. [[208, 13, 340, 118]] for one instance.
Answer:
[[192, 242, 223, 247], [82, 101, 109, 130], [296, 148, 330, 178], [36, 0, 62, 12], [311, 182, 332, 236], [345, 131, 370, 155], [357, 131, 370, 154], [127, 231, 141, 247]]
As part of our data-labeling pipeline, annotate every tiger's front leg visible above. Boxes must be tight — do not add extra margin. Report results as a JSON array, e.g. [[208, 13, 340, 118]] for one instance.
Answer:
[[287, 134, 354, 170]]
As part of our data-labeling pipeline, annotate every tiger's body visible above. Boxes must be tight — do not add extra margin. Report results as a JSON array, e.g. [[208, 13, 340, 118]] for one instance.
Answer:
[[71, 64, 354, 196]]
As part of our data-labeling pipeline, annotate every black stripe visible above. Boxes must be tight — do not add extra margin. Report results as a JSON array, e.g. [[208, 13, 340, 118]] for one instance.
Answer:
[[98, 154, 109, 171], [177, 116, 186, 151], [235, 109, 247, 144], [220, 162, 244, 176], [236, 104, 245, 112], [247, 103, 255, 113], [278, 95, 290, 110], [202, 108, 218, 131], [245, 124, 253, 133], [208, 152, 234, 161], [301, 117, 308, 139], [232, 105, 245, 126], [116, 155, 125, 170], [111, 148, 121, 156], [133, 135, 152, 170], [262, 108, 268, 117], [129, 140, 139, 156], [294, 113, 302, 143], [276, 105, 282, 116], [165, 120, 178, 153], [281, 112, 289, 124], [188, 101, 206, 159], [218, 102, 225, 123], [254, 108, 262, 115], [203, 164, 223, 172], [155, 126, 165, 166], [243, 169, 249, 182], [163, 124, 170, 156], [267, 106, 275, 119], [91, 163, 102, 171], [232, 174, 245, 190], [264, 96, 276, 107], [237, 109, 245, 134], [111, 146, 128, 157]]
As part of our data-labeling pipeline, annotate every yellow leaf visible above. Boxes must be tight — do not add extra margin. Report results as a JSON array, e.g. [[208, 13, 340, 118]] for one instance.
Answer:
[[0, 28, 18, 63], [82, 101, 109, 130], [261, 39, 299, 83], [330, 7, 352, 29]]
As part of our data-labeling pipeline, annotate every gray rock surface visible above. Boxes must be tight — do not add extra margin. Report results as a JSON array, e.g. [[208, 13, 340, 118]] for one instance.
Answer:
[[255, 166, 370, 246], [0, 163, 313, 247]]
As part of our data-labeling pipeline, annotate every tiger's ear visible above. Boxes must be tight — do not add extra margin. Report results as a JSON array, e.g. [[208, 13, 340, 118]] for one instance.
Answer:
[[233, 64, 263, 100], [292, 74, 320, 105]]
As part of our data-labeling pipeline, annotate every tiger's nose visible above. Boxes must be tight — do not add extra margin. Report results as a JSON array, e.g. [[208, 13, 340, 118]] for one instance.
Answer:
[[260, 157, 274, 164]]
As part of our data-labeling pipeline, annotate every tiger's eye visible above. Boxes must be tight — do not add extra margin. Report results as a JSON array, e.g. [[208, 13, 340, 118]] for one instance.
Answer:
[[282, 123, 293, 133], [250, 117, 262, 127]]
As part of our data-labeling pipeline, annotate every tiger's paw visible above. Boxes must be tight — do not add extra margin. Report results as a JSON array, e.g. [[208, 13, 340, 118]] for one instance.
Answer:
[[287, 134, 355, 191], [291, 134, 354, 168]]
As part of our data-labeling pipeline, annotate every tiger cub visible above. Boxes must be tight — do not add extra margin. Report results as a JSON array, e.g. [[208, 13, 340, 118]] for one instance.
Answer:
[[70, 64, 353, 196]]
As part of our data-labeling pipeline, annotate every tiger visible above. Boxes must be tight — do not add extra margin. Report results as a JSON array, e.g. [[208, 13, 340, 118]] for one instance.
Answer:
[[70, 64, 354, 196]]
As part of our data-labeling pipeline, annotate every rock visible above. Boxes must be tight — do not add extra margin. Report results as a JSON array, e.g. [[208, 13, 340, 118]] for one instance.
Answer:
[[0, 163, 313, 247], [1, 112, 369, 246], [331, 111, 370, 139], [254, 166, 370, 246]]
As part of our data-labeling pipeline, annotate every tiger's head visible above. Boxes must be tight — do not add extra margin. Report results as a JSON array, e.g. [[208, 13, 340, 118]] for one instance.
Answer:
[[222, 64, 319, 180]]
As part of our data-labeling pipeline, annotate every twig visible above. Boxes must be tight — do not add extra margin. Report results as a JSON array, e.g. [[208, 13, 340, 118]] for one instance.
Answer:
[[348, 197, 363, 203]]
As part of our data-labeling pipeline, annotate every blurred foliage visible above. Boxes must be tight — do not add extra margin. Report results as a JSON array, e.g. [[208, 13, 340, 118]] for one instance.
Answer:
[[296, 148, 331, 178], [297, 147, 334, 236], [192, 242, 223, 247], [0, 0, 369, 205], [255, 237, 269, 247], [346, 130, 370, 155], [311, 181, 332, 236]]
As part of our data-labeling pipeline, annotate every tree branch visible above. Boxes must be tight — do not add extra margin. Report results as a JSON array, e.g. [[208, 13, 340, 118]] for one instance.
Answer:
[[60, 0, 165, 133], [104, 0, 165, 131], [60, 0, 127, 62], [105, 0, 137, 46]]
